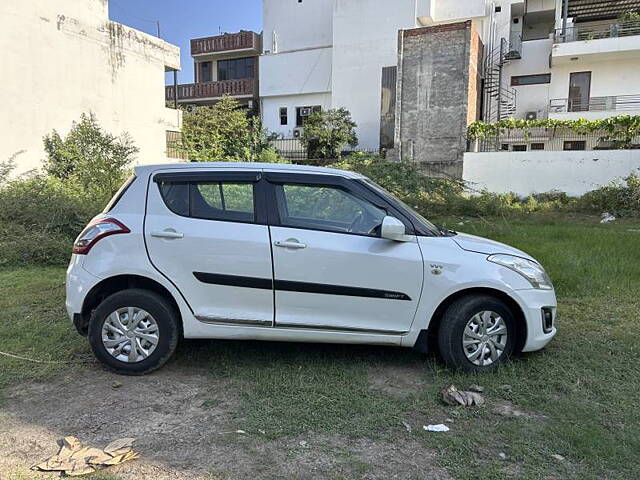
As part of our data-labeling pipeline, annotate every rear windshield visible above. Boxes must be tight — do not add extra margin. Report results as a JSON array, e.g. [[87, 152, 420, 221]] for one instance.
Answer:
[[103, 175, 136, 213]]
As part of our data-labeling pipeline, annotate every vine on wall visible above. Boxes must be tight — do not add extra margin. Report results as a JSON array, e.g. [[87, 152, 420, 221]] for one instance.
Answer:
[[467, 115, 640, 148]]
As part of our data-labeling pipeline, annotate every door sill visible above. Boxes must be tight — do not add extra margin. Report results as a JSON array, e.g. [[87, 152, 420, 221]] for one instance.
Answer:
[[195, 315, 407, 336]]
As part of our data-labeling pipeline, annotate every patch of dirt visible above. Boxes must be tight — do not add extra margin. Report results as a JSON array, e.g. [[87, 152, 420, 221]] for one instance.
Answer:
[[492, 400, 547, 419], [367, 364, 425, 398], [0, 363, 449, 479]]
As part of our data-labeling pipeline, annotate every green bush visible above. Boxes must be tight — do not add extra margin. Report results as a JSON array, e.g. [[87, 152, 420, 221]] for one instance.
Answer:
[[578, 174, 640, 216], [0, 175, 101, 265]]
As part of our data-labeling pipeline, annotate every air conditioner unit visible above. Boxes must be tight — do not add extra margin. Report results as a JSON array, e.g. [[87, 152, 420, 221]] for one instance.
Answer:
[[293, 128, 304, 138], [525, 111, 537, 120], [300, 107, 312, 117]]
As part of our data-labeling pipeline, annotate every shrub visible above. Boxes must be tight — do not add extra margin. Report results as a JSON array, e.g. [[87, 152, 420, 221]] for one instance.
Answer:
[[301, 108, 358, 159], [0, 174, 102, 265], [43, 113, 137, 204], [578, 174, 640, 216], [179, 96, 279, 162]]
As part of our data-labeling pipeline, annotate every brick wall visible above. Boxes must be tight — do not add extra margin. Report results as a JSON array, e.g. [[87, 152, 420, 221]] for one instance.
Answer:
[[389, 20, 479, 177]]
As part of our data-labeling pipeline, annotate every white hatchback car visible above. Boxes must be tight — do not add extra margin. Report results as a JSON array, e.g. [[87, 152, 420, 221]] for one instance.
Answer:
[[66, 162, 556, 375]]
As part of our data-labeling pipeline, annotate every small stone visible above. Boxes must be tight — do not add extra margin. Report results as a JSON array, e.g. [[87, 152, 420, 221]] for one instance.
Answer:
[[445, 418, 454, 423], [299, 440, 308, 448], [469, 384, 484, 393], [111, 381, 122, 389], [551, 454, 565, 461], [498, 452, 508, 461], [499, 384, 513, 392], [258, 429, 266, 435]]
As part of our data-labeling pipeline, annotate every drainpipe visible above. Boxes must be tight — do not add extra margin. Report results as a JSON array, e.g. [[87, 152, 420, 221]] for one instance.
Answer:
[[562, 0, 569, 39], [173, 70, 178, 110]]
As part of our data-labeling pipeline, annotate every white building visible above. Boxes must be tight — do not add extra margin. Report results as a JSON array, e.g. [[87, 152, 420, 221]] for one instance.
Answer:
[[260, 0, 640, 153], [1, 0, 182, 175]]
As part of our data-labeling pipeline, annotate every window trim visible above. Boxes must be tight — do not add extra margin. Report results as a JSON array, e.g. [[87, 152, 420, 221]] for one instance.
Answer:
[[263, 172, 417, 237], [154, 171, 267, 225], [510, 73, 551, 86], [279, 107, 288, 126]]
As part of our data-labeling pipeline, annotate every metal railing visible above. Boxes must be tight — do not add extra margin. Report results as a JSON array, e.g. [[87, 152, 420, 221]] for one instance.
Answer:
[[554, 20, 640, 43], [271, 138, 379, 163], [165, 79, 255, 102], [549, 94, 640, 113], [469, 127, 640, 152], [191, 31, 260, 55]]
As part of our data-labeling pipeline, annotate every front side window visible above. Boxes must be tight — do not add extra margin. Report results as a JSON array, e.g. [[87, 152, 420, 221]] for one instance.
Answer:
[[280, 107, 288, 125], [159, 180, 255, 223], [296, 105, 322, 127], [275, 183, 386, 236]]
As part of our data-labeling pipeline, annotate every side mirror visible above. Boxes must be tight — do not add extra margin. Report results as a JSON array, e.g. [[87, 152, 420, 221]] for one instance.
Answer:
[[380, 216, 411, 242]]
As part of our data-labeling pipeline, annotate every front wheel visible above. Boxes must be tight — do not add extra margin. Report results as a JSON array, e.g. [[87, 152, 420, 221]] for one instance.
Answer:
[[437, 295, 516, 372], [88, 289, 179, 375]]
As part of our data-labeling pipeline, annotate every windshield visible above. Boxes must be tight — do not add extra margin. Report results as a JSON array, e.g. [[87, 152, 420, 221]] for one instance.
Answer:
[[361, 179, 442, 237]]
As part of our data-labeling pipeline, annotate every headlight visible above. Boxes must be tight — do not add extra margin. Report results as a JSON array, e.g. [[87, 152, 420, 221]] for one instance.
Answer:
[[487, 254, 553, 290]]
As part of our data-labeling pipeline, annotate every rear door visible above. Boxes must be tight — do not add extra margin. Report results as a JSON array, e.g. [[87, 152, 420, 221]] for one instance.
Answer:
[[144, 169, 274, 327], [266, 173, 424, 335]]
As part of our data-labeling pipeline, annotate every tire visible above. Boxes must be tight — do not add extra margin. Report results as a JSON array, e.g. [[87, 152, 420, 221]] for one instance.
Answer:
[[437, 295, 516, 372], [88, 289, 179, 375]]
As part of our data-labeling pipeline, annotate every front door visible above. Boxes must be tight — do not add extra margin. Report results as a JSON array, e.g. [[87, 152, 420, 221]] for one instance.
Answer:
[[145, 169, 274, 327], [266, 174, 424, 335]]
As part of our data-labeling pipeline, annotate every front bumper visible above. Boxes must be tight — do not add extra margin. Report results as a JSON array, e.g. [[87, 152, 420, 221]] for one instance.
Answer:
[[513, 288, 557, 352]]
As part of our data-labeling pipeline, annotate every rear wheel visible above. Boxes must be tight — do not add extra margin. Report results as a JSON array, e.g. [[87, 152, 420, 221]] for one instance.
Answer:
[[437, 295, 516, 372], [88, 289, 179, 375]]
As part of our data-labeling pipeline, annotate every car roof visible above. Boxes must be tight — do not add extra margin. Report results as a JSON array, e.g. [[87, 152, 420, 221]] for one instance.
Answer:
[[134, 162, 365, 179]]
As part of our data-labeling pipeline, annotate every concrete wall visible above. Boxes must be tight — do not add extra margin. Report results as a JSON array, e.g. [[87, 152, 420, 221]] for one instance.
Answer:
[[263, 0, 334, 53], [1, 0, 181, 175], [549, 56, 640, 120], [503, 37, 553, 118], [261, 92, 332, 139], [463, 150, 640, 196], [331, 0, 419, 149]]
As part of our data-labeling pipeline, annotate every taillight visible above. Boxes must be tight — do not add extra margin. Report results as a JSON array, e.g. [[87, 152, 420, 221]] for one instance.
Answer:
[[72, 218, 130, 255]]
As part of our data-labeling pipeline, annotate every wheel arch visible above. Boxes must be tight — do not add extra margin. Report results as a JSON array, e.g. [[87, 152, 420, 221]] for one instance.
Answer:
[[422, 287, 527, 354], [78, 274, 183, 337]]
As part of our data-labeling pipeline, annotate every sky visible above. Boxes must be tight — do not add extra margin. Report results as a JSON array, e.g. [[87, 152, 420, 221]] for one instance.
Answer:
[[108, 0, 262, 84]]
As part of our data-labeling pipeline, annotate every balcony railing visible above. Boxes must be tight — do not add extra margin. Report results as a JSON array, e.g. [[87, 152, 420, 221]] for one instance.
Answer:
[[554, 20, 640, 43], [191, 31, 260, 56], [166, 79, 255, 102], [549, 94, 640, 113]]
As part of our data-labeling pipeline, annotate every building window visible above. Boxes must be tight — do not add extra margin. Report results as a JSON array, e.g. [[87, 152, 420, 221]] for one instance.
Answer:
[[563, 140, 586, 151], [218, 57, 255, 81], [200, 62, 213, 83], [531, 143, 545, 150], [512, 144, 527, 151], [568, 71, 592, 112], [500, 144, 509, 151], [511, 74, 551, 86], [279, 107, 288, 126], [296, 105, 321, 127]]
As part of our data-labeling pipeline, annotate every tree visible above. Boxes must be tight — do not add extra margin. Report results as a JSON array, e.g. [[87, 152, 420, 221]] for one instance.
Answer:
[[179, 96, 281, 162], [301, 108, 358, 159], [43, 113, 138, 200]]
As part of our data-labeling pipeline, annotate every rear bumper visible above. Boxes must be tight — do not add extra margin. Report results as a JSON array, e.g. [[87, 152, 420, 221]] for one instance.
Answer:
[[65, 255, 101, 332], [513, 288, 557, 352]]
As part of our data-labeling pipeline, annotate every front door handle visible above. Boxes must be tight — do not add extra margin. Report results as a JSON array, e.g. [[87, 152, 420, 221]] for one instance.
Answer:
[[151, 230, 184, 239], [274, 239, 306, 249]]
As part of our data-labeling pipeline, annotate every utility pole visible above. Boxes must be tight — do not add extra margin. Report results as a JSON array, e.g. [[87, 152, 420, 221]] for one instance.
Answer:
[[156, 20, 161, 38]]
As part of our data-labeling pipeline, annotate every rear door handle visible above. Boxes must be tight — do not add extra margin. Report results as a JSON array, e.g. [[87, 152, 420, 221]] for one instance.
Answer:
[[151, 230, 184, 239], [274, 240, 306, 249]]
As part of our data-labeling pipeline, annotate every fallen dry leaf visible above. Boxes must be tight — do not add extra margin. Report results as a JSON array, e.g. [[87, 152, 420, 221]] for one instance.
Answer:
[[441, 384, 485, 407], [32, 436, 139, 476]]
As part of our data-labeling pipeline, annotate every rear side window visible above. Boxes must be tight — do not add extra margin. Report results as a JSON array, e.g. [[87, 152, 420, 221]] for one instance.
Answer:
[[103, 175, 136, 213], [158, 180, 256, 223]]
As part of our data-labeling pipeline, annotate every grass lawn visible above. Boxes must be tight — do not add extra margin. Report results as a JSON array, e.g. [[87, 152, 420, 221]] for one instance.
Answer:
[[1, 215, 639, 479]]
